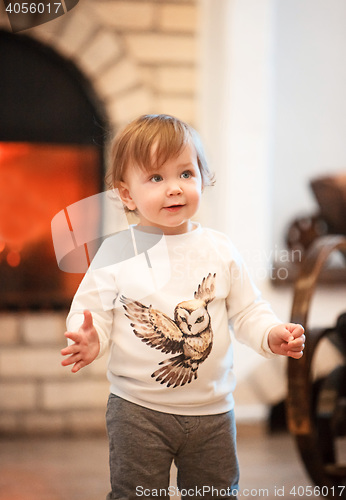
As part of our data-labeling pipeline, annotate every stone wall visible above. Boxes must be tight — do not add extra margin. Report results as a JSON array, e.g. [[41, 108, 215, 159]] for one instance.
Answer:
[[0, 0, 200, 435], [0, 312, 109, 435], [25, 0, 198, 128]]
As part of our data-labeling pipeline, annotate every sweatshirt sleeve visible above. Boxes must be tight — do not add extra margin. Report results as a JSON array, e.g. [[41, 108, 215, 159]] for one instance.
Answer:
[[226, 244, 281, 358], [66, 266, 118, 358]]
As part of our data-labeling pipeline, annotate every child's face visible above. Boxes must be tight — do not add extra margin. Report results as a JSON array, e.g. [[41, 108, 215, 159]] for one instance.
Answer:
[[119, 141, 202, 235]]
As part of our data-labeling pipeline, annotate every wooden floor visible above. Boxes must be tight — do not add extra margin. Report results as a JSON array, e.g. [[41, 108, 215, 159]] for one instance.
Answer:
[[0, 426, 318, 499]]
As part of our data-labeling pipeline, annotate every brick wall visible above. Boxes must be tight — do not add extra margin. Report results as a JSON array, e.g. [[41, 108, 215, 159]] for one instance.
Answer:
[[91, 0, 198, 125], [0, 0, 200, 435], [24, 0, 199, 127], [0, 312, 109, 435]]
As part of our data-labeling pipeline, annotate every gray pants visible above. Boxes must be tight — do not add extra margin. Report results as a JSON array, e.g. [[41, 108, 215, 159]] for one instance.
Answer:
[[106, 394, 239, 500]]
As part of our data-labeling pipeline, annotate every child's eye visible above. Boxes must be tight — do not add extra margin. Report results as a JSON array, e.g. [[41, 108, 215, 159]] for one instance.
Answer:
[[181, 170, 192, 179], [150, 174, 163, 183]]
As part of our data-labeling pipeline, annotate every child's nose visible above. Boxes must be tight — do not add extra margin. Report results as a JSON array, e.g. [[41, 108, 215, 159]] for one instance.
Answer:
[[167, 182, 183, 196]]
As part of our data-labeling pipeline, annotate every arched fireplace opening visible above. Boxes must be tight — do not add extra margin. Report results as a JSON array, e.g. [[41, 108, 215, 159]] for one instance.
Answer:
[[0, 29, 109, 310]]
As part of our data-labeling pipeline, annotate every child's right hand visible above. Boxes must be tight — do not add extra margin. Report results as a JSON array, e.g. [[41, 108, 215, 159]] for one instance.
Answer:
[[61, 310, 100, 373]]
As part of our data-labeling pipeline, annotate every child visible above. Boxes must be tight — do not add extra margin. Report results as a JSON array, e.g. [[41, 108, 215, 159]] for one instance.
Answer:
[[61, 114, 305, 499]]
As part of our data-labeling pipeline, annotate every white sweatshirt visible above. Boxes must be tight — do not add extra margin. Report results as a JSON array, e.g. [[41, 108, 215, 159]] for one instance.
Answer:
[[66, 223, 281, 415]]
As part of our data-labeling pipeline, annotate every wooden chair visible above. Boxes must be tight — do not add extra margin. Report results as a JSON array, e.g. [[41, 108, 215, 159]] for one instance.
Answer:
[[286, 235, 346, 498]]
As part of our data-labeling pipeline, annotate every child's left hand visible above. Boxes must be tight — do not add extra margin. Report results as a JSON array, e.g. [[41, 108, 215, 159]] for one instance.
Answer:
[[268, 323, 305, 359]]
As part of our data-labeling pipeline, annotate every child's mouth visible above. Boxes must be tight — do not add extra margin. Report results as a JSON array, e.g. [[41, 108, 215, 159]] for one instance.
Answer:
[[164, 204, 184, 212]]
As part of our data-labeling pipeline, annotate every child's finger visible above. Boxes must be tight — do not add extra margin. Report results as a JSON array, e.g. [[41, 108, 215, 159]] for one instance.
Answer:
[[71, 359, 85, 373], [287, 337, 305, 351], [287, 350, 304, 359], [281, 329, 294, 343], [61, 353, 82, 366], [61, 344, 79, 356], [284, 323, 304, 335], [64, 331, 81, 343], [61, 356, 73, 366], [288, 343, 305, 353], [289, 333, 305, 344], [288, 335, 305, 349], [82, 310, 93, 330], [291, 324, 305, 338], [287, 335, 305, 357]]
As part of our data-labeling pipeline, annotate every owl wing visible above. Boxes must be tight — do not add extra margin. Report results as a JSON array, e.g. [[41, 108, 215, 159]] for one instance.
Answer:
[[120, 296, 184, 354], [194, 272, 216, 304]]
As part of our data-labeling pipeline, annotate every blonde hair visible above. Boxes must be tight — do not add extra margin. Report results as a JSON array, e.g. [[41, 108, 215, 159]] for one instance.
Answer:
[[106, 114, 215, 189]]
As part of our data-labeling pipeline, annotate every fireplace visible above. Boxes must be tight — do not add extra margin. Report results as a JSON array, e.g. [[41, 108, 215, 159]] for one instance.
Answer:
[[0, 30, 108, 310]]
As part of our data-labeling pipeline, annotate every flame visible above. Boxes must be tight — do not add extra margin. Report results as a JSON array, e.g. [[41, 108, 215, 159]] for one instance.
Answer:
[[0, 142, 100, 250], [7, 250, 21, 267]]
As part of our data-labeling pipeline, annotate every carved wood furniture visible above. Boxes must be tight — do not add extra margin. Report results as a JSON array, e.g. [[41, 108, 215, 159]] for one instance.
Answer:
[[286, 235, 346, 498]]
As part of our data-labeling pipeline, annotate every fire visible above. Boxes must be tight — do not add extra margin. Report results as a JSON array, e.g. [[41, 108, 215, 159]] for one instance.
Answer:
[[0, 142, 102, 306], [0, 142, 100, 254]]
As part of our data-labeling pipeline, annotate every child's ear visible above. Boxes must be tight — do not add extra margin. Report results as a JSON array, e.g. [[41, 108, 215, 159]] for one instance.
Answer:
[[117, 181, 137, 211]]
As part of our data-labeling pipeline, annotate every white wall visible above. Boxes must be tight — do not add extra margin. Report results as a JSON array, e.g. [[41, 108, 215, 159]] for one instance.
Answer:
[[198, 0, 346, 418], [271, 0, 346, 249], [199, 0, 274, 272], [200, 0, 346, 262]]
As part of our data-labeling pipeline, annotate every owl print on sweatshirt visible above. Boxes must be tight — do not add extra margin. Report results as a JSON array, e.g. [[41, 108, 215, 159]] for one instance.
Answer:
[[120, 273, 216, 388]]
